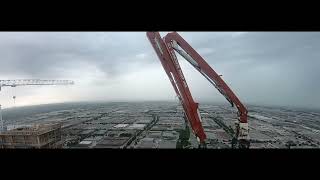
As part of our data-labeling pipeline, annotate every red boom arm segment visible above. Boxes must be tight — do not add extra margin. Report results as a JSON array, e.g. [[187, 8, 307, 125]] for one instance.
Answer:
[[147, 32, 206, 142], [147, 32, 249, 145], [164, 32, 248, 124]]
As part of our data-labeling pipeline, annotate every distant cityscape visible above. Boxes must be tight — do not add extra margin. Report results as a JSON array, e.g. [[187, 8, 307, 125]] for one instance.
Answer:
[[1, 102, 320, 149]]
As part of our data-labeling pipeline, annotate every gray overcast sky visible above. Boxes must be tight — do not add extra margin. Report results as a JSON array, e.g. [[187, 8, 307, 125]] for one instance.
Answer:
[[0, 32, 319, 109]]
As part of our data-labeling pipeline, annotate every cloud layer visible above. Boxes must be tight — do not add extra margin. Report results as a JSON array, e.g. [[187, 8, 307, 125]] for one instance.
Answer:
[[0, 32, 319, 109]]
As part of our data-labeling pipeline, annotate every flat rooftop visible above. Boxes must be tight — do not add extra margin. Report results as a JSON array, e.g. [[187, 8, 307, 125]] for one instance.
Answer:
[[0, 123, 61, 136]]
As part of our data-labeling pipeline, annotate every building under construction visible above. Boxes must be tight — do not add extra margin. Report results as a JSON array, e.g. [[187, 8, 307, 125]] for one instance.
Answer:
[[0, 123, 62, 149]]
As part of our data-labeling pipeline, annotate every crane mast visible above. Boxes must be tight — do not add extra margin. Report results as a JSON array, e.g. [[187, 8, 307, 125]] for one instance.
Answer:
[[147, 32, 250, 148], [0, 79, 74, 132]]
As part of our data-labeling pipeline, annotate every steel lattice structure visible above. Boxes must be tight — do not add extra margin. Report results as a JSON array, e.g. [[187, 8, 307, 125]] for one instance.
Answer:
[[0, 79, 74, 132], [0, 79, 74, 90]]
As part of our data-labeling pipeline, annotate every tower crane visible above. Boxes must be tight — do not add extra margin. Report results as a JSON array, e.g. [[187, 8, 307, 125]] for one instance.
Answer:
[[0, 79, 74, 132], [147, 32, 250, 148]]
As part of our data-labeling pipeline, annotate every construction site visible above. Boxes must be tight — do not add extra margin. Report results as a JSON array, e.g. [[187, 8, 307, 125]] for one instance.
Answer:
[[0, 79, 74, 149], [0, 123, 62, 149], [0, 32, 319, 149]]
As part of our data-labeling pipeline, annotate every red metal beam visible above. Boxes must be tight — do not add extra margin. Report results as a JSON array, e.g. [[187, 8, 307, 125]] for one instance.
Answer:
[[147, 32, 249, 146]]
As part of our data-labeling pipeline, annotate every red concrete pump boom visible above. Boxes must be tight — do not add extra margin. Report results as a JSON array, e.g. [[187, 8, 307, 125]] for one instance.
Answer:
[[147, 32, 250, 148]]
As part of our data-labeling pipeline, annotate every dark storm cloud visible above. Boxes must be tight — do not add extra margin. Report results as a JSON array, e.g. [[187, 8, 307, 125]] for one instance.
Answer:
[[178, 32, 320, 108], [0, 32, 319, 109], [0, 32, 152, 78], [180, 32, 320, 65]]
